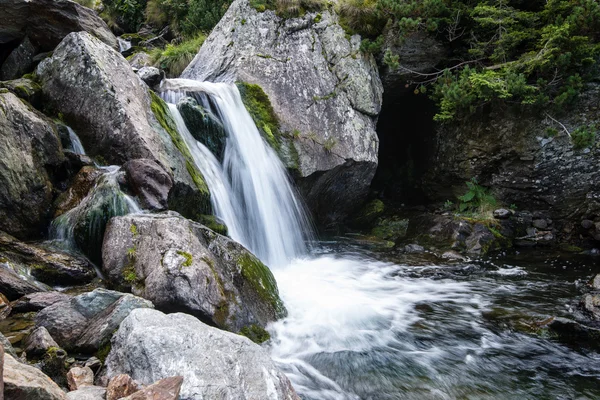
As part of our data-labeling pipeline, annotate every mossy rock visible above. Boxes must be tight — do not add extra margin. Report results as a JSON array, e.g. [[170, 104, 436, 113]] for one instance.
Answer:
[[351, 199, 385, 227], [177, 96, 227, 160], [240, 324, 271, 344], [237, 253, 286, 317], [0, 78, 42, 108], [236, 82, 281, 152], [196, 214, 228, 236], [371, 217, 409, 241]]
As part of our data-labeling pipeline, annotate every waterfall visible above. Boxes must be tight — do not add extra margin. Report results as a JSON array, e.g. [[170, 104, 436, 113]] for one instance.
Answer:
[[66, 126, 86, 155], [159, 79, 312, 267]]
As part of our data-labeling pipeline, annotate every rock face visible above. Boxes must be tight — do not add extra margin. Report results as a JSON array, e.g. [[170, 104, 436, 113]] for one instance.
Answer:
[[0, 0, 117, 51], [102, 213, 285, 332], [37, 32, 211, 219], [0, 231, 96, 285], [35, 288, 153, 352], [3, 353, 66, 400], [183, 0, 383, 225], [0, 92, 64, 239], [105, 308, 299, 400], [422, 84, 600, 245]]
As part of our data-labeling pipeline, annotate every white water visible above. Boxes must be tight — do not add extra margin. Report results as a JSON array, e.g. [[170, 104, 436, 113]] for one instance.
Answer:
[[160, 79, 312, 267], [66, 126, 86, 155], [117, 38, 132, 53]]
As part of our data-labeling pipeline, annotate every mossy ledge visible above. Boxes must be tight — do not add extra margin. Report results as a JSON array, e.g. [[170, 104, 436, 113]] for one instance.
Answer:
[[149, 90, 211, 214], [236, 82, 281, 152], [237, 253, 286, 317], [240, 324, 271, 344]]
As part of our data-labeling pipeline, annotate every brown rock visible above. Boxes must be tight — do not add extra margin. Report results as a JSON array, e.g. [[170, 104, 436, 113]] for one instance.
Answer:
[[67, 366, 94, 391], [0, 292, 11, 319], [23, 326, 60, 357], [4, 353, 66, 399], [11, 291, 71, 313], [54, 166, 103, 218], [122, 376, 183, 400], [107, 374, 140, 400], [123, 159, 173, 211]]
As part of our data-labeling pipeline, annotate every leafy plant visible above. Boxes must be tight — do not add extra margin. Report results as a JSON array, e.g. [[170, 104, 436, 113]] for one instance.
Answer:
[[571, 125, 596, 149], [150, 35, 206, 77], [458, 178, 497, 213]]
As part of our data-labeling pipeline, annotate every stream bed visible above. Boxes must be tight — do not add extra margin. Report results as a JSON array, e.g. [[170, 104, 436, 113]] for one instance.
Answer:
[[269, 239, 600, 399]]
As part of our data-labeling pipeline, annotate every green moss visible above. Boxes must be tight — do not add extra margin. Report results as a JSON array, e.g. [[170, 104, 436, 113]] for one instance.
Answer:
[[240, 324, 271, 344], [95, 341, 111, 363], [559, 243, 583, 253], [352, 199, 385, 227], [237, 253, 286, 316], [371, 218, 409, 241], [196, 214, 228, 236], [314, 13, 322, 23], [177, 250, 193, 267], [149, 90, 211, 214], [122, 264, 138, 284], [236, 82, 281, 152], [130, 224, 139, 236]]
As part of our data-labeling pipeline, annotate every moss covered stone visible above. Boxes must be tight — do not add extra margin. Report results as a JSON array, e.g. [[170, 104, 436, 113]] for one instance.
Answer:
[[240, 324, 271, 344], [177, 250, 193, 267], [236, 82, 281, 152], [196, 214, 228, 236], [237, 253, 285, 317], [149, 90, 211, 214]]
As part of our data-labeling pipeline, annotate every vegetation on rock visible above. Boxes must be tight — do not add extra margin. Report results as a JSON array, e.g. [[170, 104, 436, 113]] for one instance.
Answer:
[[236, 82, 282, 151], [150, 35, 206, 77]]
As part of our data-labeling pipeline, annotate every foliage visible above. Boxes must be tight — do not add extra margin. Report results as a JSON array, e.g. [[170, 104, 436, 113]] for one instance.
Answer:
[[145, 0, 231, 36], [150, 35, 206, 77], [102, 0, 147, 32], [337, 0, 600, 122], [571, 125, 596, 149], [250, 0, 327, 18], [457, 178, 497, 213]]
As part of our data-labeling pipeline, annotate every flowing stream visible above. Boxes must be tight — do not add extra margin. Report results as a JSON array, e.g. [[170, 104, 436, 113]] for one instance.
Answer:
[[159, 79, 600, 399]]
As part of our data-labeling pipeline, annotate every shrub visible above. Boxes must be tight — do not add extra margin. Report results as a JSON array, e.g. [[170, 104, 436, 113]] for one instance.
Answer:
[[102, 0, 148, 32], [146, 0, 231, 36], [457, 178, 497, 214], [250, 0, 327, 18], [571, 125, 596, 149], [150, 35, 206, 77]]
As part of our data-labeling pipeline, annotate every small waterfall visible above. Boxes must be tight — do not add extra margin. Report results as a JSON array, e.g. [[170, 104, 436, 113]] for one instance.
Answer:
[[117, 38, 132, 53], [160, 79, 312, 267], [66, 126, 86, 155]]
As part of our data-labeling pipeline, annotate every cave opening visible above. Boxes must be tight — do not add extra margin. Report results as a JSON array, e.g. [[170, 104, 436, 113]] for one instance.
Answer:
[[372, 88, 438, 206]]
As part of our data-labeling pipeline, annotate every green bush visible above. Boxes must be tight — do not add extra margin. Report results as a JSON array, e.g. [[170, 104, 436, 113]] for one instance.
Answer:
[[250, 0, 327, 18], [571, 125, 596, 149], [457, 178, 497, 213], [102, 0, 148, 32], [150, 35, 206, 77], [146, 0, 231, 36]]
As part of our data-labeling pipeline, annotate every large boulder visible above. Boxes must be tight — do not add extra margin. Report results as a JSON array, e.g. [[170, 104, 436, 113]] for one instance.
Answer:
[[0, 231, 96, 285], [102, 213, 285, 334], [3, 353, 66, 400], [105, 308, 299, 400], [0, 0, 117, 51], [11, 291, 71, 313], [35, 288, 153, 352], [122, 159, 173, 211], [183, 0, 383, 225], [37, 32, 211, 219], [0, 91, 64, 239], [0, 266, 46, 301]]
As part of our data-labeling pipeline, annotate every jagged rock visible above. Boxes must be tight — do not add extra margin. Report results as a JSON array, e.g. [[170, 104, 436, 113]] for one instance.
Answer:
[[0, 91, 64, 239], [84, 357, 102, 374], [128, 52, 152, 70], [177, 96, 227, 160], [102, 213, 285, 332], [0, 292, 11, 319], [0, 0, 117, 51], [11, 291, 71, 313], [0, 77, 42, 108], [35, 288, 153, 352], [0, 231, 96, 285], [0, 36, 37, 80], [66, 386, 106, 400], [0, 266, 46, 301], [121, 376, 181, 400], [105, 308, 299, 400], [493, 209, 511, 219], [3, 353, 67, 400], [136, 66, 162, 88], [184, 0, 383, 225], [37, 32, 211, 219], [54, 166, 103, 218], [123, 159, 173, 211], [67, 367, 94, 391], [107, 374, 140, 400], [23, 326, 60, 357]]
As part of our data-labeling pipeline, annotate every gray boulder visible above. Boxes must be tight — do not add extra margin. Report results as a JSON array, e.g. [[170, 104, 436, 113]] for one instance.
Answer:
[[3, 353, 67, 400], [0, 91, 64, 239], [0, 266, 46, 301], [0, 36, 37, 80], [66, 386, 106, 400], [0, 0, 117, 51], [0, 77, 42, 108], [11, 291, 68, 314], [35, 288, 153, 352], [105, 308, 299, 400], [136, 66, 162, 88], [183, 0, 383, 225], [102, 213, 285, 333], [37, 32, 211, 218], [23, 326, 60, 357], [123, 159, 173, 211]]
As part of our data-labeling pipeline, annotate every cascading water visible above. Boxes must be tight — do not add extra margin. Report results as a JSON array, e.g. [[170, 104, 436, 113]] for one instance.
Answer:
[[158, 77, 600, 399], [160, 79, 312, 267], [65, 126, 86, 155]]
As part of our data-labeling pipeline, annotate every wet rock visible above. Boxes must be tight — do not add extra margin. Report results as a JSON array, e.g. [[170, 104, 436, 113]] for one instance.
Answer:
[[0, 36, 37, 80], [0, 266, 45, 301], [3, 353, 66, 400], [107, 374, 140, 400], [441, 250, 468, 261], [136, 66, 162, 88], [582, 294, 600, 321], [105, 308, 299, 400], [0, 77, 42, 108], [493, 209, 511, 219], [35, 288, 153, 352], [465, 224, 496, 255], [123, 159, 173, 211], [66, 386, 106, 400], [11, 291, 71, 313], [404, 244, 425, 254], [37, 32, 211, 219], [532, 219, 548, 229], [67, 366, 94, 391], [184, 0, 383, 225], [0, 0, 117, 51], [54, 166, 103, 218], [0, 91, 64, 239], [177, 96, 227, 160], [371, 218, 409, 241], [351, 199, 385, 227], [582, 219, 594, 229], [0, 232, 96, 285], [548, 317, 600, 349], [102, 213, 284, 332], [23, 326, 60, 357]]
